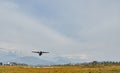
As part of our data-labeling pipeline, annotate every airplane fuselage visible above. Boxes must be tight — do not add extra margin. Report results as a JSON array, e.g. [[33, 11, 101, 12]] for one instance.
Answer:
[[32, 51, 49, 56]]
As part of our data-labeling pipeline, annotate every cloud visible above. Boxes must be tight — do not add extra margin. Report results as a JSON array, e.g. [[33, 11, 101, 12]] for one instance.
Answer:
[[0, 0, 120, 61], [0, 1, 79, 56], [63, 54, 90, 59]]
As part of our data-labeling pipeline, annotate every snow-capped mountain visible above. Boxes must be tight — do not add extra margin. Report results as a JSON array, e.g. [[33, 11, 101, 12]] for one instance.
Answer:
[[0, 50, 20, 62], [11, 56, 54, 65], [53, 56, 89, 64]]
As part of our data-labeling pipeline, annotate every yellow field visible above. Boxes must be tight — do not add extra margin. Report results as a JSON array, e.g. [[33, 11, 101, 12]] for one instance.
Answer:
[[0, 66, 120, 73]]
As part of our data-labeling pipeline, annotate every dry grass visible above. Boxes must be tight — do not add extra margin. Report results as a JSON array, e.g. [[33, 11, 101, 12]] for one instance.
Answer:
[[0, 65, 120, 73]]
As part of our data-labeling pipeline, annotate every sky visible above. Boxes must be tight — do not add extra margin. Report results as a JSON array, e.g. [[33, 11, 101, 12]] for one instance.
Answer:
[[0, 0, 120, 61]]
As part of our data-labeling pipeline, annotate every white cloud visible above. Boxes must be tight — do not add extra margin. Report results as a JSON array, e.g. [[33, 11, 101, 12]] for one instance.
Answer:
[[0, 0, 120, 61], [0, 1, 79, 56], [63, 54, 90, 59]]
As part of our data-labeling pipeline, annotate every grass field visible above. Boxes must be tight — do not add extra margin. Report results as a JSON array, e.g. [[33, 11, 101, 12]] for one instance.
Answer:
[[0, 66, 120, 73]]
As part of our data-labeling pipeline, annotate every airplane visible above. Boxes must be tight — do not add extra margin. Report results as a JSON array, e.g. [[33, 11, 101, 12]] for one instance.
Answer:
[[32, 51, 49, 56]]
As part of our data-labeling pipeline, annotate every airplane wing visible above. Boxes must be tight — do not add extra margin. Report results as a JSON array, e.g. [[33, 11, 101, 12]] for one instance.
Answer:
[[42, 52, 49, 53], [32, 51, 40, 53]]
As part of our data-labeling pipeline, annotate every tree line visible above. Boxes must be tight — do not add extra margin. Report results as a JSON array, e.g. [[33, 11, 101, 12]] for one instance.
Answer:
[[80, 61, 120, 67], [55, 61, 120, 67]]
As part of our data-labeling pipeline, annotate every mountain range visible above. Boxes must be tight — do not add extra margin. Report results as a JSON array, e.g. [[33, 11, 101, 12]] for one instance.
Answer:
[[0, 50, 88, 65]]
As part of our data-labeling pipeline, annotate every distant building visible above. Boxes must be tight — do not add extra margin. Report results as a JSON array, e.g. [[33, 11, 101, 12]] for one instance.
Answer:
[[7, 62, 17, 66]]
